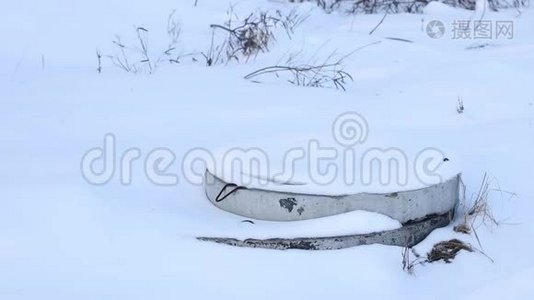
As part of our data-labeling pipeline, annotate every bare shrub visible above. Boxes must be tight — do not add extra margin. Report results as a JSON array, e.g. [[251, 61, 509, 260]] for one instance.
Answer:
[[295, 0, 529, 14], [203, 8, 308, 66], [313, 0, 345, 13]]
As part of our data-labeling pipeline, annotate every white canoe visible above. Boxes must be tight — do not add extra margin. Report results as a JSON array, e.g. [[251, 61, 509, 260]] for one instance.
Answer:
[[204, 170, 460, 223]]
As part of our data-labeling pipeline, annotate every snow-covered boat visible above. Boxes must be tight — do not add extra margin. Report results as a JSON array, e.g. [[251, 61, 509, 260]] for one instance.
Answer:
[[198, 170, 461, 250]]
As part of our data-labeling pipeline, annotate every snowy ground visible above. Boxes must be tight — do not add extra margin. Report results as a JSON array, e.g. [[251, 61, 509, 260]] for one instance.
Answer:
[[2, 0, 534, 299]]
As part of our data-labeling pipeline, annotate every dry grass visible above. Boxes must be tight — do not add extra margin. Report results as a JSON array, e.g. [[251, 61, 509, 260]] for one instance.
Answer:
[[103, 11, 182, 74], [244, 51, 353, 90], [402, 246, 424, 275], [402, 239, 475, 275], [308, 0, 529, 14], [454, 173, 516, 249], [427, 239, 473, 263], [204, 8, 308, 66], [403, 173, 512, 274], [453, 223, 471, 234], [245, 41, 380, 90]]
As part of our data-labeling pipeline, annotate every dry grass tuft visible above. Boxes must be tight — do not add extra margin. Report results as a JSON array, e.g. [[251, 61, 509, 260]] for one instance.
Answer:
[[402, 239, 474, 275], [204, 8, 308, 66], [427, 239, 473, 263], [453, 223, 471, 234], [402, 246, 424, 275], [455, 173, 516, 249], [402, 173, 512, 274]]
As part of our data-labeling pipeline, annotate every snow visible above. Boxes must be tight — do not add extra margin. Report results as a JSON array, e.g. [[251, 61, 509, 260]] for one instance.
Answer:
[[208, 132, 462, 194], [189, 210, 402, 240], [2, 0, 534, 299]]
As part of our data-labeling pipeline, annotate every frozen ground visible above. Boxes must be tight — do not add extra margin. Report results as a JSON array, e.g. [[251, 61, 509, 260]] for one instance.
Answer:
[[1, 0, 534, 299]]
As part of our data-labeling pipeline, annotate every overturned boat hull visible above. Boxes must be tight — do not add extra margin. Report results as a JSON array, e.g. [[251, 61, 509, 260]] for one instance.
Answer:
[[198, 210, 454, 250], [204, 170, 460, 223], [200, 170, 460, 250]]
